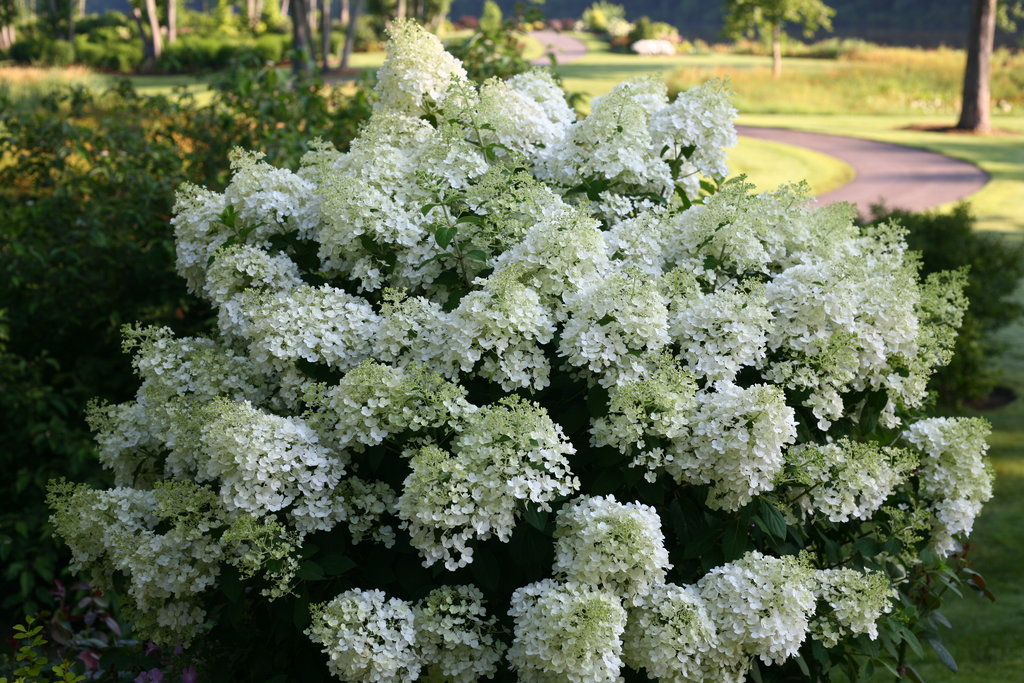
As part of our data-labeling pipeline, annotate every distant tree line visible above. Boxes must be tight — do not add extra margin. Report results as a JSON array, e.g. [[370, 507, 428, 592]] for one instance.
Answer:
[[450, 0, 1021, 47]]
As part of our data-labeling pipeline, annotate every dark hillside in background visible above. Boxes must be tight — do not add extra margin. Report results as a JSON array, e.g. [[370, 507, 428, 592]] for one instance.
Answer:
[[452, 0, 1021, 48]]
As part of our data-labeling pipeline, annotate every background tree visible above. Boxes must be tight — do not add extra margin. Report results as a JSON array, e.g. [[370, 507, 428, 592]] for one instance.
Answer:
[[957, 0, 1024, 133], [0, 0, 20, 50], [724, 0, 835, 77], [291, 0, 315, 74], [128, 0, 163, 65]]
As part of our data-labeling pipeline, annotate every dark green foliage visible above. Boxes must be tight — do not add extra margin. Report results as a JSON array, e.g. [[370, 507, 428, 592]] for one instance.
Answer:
[[0, 67, 373, 629], [158, 34, 293, 73], [870, 203, 1024, 408]]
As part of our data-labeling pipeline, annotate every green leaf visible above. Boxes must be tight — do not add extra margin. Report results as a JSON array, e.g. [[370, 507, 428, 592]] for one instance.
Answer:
[[722, 519, 750, 559], [296, 561, 325, 581], [852, 536, 882, 558], [756, 500, 788, 541], [748, 659, 764, 683], [321, 554, 356, 576], [524, 508, 549, 533], [586, 385, 610, 417], [470, 548, 500, 592], [859, 389, 888, 434], [434, 226, 458, 249], [464, 249, 488, 262], [456, 214, 486, 226], [221, 565, 243, 602], [896, 624, 924, 657], [921, 630, 958, 673], [903, 664, 925, 683], [292, 592, 311, 631], [596, 314, 617, 325]]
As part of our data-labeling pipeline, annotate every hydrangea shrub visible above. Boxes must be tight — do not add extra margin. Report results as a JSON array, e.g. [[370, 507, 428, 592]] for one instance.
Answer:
[[50, 20, 994, 682]]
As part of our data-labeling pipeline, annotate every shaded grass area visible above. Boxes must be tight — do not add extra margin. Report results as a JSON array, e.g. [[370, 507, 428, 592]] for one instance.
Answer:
[[737, 114, 1024, 233], [910, 236, 1024, 681]]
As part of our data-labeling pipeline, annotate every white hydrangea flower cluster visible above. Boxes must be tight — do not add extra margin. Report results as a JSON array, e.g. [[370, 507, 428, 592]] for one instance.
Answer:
[[203, 243, 304, 306], [413, 585, 505, 682], [305, 360, 473, 452], [334, 476, 398, 547], [787, 439, 918, 523], [398, 396, 579, 569], [451, 268, 556, 390], [697, 551, 819, 667], [198, 399, 346, 533], [669, 280, 773, 381], [904, 417, 994, 556], [507, 579, 628, 683], [223, 149, 321, 238], [49, 481, 294, 646], [306, 585, 502, 683], [590, 353, 697, 476], [545, 77, 673, 201], [559, 268, 670, 386], [622, 583, 724, 682], [762, 226, 924, 429], [375, 20, 468, 115], [649, 79, 738, 198], [680, 381, 797, 511], [307, 589, 421, 683], [232, 284, 381, 371], [812, 568, 897, 647], [552, 495, 671, 602]]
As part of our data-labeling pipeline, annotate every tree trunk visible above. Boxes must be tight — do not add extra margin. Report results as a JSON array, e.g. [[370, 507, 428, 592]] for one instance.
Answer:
[[321, 0, 331, 72], [131, 6, 156, 65], [396, 0, 405, 21], [144, 0, 163, 58], [0, 25, 15, 51], [281, 0, 289, 18], [956, 0, 996, 133], [340, 0, 359, 68], [340, 0, 348, 24], [771, 21, 782, 78], [168, 0, 176, 43], [291, 0, 313, 75], [308, 0, 318, 59]]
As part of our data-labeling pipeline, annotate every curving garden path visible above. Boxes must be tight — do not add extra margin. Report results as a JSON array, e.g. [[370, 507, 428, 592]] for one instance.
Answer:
[[737, 126, 989, 217], [529, 31, 588, 66]]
